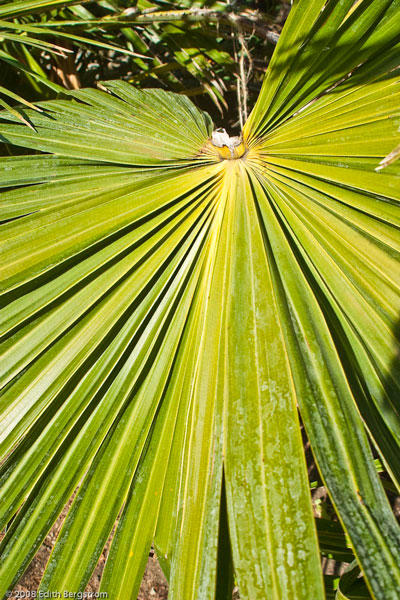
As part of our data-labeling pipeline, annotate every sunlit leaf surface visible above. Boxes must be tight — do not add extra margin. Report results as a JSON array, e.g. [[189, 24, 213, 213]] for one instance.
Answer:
[[1, 1, 400, 599]]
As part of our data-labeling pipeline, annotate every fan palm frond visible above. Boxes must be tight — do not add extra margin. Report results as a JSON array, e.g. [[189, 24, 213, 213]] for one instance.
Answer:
[[0, 1, 399, 599]]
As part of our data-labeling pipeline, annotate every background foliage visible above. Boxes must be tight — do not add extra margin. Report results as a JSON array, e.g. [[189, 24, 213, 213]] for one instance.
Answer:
[[0, 0, 286, 131]]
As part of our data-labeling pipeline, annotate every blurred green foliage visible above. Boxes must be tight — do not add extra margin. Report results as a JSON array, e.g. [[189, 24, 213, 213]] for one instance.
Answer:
[[0, 0, 288, 129]]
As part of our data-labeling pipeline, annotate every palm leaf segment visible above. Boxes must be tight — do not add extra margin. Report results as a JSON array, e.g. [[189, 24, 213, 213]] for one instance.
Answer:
[[1, 1, 400, 598]]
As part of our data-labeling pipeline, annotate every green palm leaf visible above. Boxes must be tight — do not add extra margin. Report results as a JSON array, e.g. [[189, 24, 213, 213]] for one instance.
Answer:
[[1, 1, 399, 599], [0, 0, 80, 19]]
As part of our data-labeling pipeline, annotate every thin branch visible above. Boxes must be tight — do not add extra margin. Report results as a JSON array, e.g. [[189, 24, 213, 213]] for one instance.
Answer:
[[32, 9, 280, 45]]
